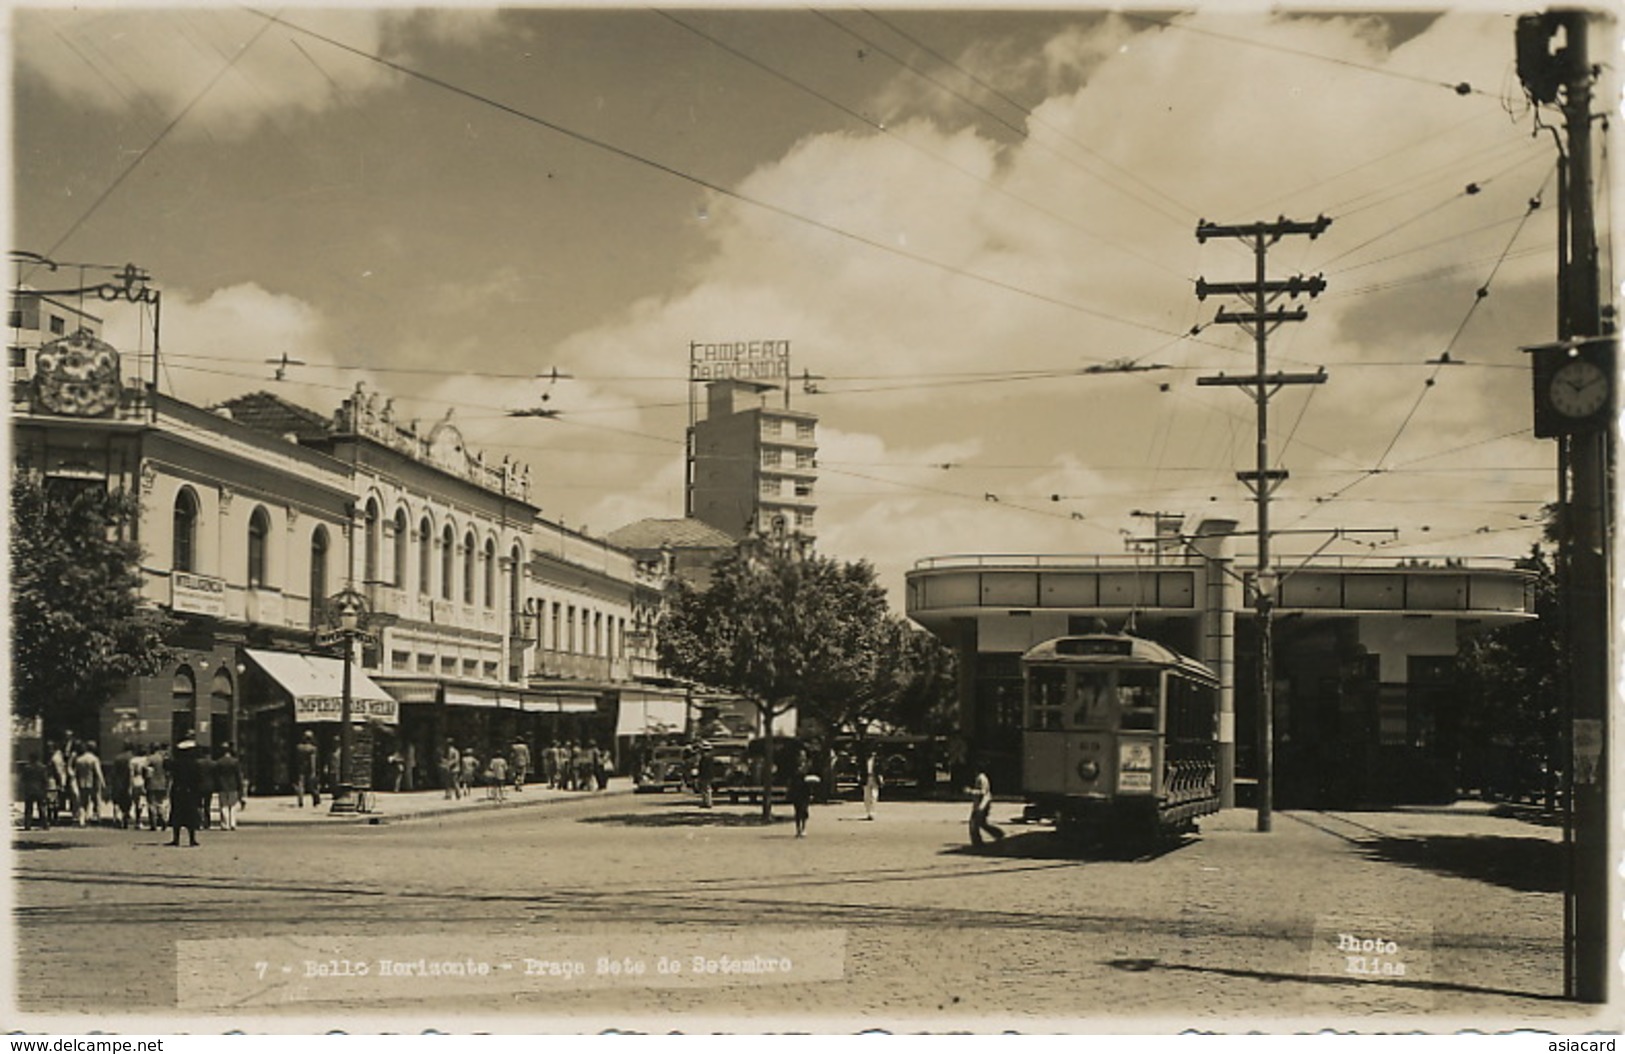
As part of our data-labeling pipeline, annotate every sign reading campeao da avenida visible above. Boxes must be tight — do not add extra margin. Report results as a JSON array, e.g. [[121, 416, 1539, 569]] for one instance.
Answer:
[[688, 339, 790, 381]]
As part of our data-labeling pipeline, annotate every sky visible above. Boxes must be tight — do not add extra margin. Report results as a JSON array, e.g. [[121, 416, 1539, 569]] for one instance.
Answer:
[[10, 3, 1592, 609]]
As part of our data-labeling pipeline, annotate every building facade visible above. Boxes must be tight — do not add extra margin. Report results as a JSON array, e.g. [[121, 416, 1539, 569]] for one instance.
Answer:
[[903, 518, 1539, 807], [689, 379, 818, 540]]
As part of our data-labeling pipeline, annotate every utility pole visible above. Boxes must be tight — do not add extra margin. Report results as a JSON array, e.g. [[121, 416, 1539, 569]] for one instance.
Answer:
[[1517, 9, 1613, 1005], [1195, 216, 1330, 833]]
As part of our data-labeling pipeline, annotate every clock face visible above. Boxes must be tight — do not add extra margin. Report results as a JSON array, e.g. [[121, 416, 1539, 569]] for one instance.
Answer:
[[1550, 359, 1610, 418]]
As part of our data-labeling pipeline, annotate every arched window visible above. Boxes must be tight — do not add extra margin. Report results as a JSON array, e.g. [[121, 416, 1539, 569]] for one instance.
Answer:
[[418, 517, 432, 595], [393, 509, 408, 587], [363, 499, 380, 585], [173, 488, 199, 573], [247, 506, 271, 589], [310, 526, 330, 627], [441, 525, 455, 600], [483, 538, 496, 608], [171, 666, 196, 743], [509, 544, 523, 616], [210, 669, 234, 746], [463, 531, 476, 604]]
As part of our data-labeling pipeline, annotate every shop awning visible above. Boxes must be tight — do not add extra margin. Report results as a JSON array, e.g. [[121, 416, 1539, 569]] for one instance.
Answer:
[[444, 687, 514, 709], [374, 679, 440, 704], [244, 649, 398, 725], [525, 693, 600, 714], [615, 696, 689, 737]]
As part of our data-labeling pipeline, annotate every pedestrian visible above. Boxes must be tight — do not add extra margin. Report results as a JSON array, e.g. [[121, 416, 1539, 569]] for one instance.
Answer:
[[788, 761, 817, 838], [967, 765, 1006, 848], [197, 746, 219, 829], [543, 741, 561, 789], [402, 741, 417, 792], [128, 744, 148, 830], [441, 739, 461, 799], [862, 747, 883, 821], [510, 737, 531, 793], [72, 741, 106, 827], [387, 750, 406, 793], [487, 754, 509, 803], [45, 741, 68, 825], [145, 744, 170, 830], [458, 748, 478, 799], [215, 742, 247, 830], [20, 752, 50, 830], [168, 735, 203, 847], [327, 741, 342, 794], [295, 730, 321, 807], [110, 742, 134, 828], [595, 742, 611, 790]]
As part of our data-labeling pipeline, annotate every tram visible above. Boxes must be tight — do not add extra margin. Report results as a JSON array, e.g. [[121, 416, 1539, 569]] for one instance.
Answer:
[[1021, 633, 1222, 842]]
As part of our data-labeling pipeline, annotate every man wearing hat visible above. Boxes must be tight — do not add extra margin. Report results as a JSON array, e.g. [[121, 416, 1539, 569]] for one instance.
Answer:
[[295, 729, 320, 807], [167, 734, 203, 847]]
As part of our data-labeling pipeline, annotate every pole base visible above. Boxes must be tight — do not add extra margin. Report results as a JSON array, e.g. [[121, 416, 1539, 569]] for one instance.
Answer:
[[328, 784, 360, 814]]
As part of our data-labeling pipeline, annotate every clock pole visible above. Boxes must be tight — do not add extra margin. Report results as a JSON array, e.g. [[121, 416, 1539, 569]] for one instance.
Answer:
[[1518, 9, 1612, 1004]]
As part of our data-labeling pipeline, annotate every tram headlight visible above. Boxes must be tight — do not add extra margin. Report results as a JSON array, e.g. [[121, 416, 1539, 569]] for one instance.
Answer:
[[1118, 741, 1154, 772], [1076, 759, 1101, 782]]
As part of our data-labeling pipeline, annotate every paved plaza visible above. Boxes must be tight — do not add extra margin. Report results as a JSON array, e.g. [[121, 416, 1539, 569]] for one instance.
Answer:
[[10, 784, 1599, 1031]]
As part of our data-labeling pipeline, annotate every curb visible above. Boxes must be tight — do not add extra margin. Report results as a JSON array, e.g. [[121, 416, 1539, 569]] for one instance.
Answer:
[[235, 786, 636, 829]]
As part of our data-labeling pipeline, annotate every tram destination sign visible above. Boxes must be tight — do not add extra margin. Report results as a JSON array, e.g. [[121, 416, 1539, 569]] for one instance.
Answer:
[[689, 339, 790, 382]]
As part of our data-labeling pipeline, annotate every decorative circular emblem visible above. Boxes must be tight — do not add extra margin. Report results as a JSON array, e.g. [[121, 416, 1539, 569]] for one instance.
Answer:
[[33, 331, 122, 417]]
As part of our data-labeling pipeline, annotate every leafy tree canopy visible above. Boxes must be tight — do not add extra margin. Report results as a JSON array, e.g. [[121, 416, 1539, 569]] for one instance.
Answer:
[[11, 473, 173, 732]]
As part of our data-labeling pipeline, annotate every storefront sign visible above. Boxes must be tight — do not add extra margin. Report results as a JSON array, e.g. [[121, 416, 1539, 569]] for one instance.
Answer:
[[172, 572, 227, 617], [294, 694, 399, 724], [689, 340, 790, 381]]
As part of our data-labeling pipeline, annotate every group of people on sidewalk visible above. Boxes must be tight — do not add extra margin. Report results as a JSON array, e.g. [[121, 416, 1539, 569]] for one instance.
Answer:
[[434, 738, 612, 802], [17, 732, 247, 845]]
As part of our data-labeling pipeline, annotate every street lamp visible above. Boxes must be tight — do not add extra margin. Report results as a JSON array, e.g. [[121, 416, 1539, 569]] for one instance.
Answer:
[[324, 585, 370, 814]]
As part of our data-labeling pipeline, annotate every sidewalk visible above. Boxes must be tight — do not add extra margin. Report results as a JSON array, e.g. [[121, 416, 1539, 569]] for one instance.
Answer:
[[234, 778, 635, 827]]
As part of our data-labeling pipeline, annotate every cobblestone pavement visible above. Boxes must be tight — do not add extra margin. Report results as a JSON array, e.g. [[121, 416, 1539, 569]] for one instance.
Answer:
[[10, 790, 1600, 1032]]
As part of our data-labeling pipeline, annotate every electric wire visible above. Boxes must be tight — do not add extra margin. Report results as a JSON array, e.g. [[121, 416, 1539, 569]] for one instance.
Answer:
[[243, 8, 1204, 349], [655, 9, 1185, 281]]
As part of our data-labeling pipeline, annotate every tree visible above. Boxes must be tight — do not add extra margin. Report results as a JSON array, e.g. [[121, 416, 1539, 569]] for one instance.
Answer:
[[657, 534, 892, 818], [1455, 539, 1565, 806], [818, 616, 957, 740], [11, 473, 173, 737]]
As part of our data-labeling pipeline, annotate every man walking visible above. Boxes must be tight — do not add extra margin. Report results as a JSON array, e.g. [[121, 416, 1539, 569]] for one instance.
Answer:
[[968, 765, 1006, 848], [510, 737, 531, 793], [295, 730, 321, 807], [72, 741, 106, 827]]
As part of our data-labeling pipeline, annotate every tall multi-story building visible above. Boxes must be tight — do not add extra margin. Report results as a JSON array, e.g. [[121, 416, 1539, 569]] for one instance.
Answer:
[[688, 379, 817, 541]]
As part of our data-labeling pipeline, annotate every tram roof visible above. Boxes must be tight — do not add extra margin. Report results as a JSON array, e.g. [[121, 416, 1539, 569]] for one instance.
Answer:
[[1022, 634, 1219, 682]]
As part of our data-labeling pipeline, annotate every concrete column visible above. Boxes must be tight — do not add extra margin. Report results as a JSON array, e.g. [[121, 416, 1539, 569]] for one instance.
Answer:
[[1193, 519, 1238, 807]]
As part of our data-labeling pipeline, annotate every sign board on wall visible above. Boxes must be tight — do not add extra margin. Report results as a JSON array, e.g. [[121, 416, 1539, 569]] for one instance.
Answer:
[[171, 572, 226, 617], [689, 340, 790, 382]]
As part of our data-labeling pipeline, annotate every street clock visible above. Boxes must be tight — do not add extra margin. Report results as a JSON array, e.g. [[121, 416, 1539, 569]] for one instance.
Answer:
[[1527, 336, 1616, 438]]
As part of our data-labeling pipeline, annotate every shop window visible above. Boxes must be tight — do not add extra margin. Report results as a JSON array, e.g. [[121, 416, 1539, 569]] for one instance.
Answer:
[[172, 667, 197, 742]]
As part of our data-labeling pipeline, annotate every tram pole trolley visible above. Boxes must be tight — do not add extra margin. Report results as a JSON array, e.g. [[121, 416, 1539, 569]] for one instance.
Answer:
[[1020, 633, 1223, 844]]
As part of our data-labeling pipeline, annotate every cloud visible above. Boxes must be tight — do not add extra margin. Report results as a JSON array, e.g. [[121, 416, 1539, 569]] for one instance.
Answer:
[[100, 281, 377, 411], [13, 7, 506, 139]]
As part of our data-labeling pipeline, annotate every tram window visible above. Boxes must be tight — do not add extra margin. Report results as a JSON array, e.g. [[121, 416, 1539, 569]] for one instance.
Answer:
[[1118, 674, 1159, 731], [1070, 673, 1115, 727], [1027, 668, 1066, 730]]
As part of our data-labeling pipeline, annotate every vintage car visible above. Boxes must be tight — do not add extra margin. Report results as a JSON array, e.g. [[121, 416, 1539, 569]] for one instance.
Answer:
[[634, 743, 693, 794]]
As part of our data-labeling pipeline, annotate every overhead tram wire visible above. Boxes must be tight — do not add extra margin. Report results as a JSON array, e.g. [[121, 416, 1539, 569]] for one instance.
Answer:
[[1315, 149, 1553, 269], [244, 9, 1213, 352], [1290, 168, 1555, 525], [34, 12, 283, 272], [857, 8, 1201, 225], [654, 10, 1185, 282], [806, 9, 1194, 234], [1114, 11, 1498, 99]]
